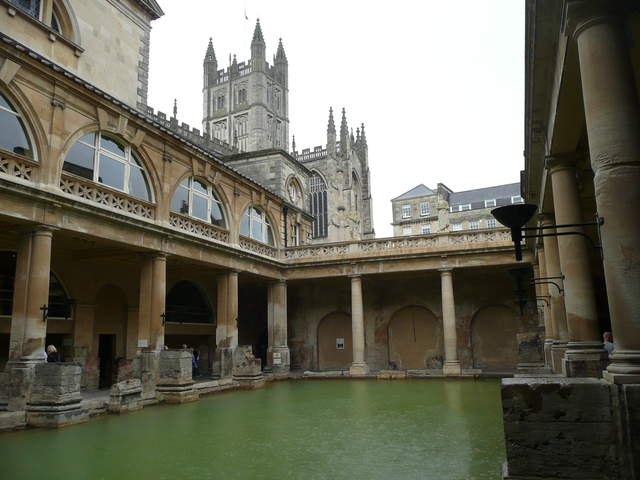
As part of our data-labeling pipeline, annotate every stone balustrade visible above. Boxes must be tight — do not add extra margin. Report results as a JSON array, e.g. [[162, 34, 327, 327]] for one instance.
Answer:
[[283, 228, 512, 261], [60, 173, 156, 220], [239, 235, 279, 258], [0, 151, 38, 183], [169, 212, 230, 243]]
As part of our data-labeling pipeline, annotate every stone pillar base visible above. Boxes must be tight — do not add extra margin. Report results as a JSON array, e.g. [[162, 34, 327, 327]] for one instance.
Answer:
[[157, 350, 198, 404], [267, 346, 290, 376], [602, 371, 640, 385], [349, 362, 370, 376], [551, 342, 567, 374], [6, 360, 37, 411], [26, 363, 87, 428], [562, 343, 609, 378], [543, 339, 554, 369], [516, 363, 551, 376], [232, 346, 264, 388], [108, 379, 143, 413], [443, 361, 461, 376], [217, 347, 234, 379]]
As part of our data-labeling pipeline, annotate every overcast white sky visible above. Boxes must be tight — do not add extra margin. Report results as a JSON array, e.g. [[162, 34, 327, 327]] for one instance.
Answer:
[[148, 0, 525, 238]]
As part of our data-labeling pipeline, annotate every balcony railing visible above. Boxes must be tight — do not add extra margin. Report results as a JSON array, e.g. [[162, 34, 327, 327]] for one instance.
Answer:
[[239, 235, 279, 258], [169, 212, 230, 243], [0, 150, 38, 182]]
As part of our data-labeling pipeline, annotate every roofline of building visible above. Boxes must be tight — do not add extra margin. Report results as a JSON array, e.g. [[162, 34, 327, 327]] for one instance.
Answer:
[[449, 182, 521, 196], [224, 148, 313, 175], [391, 184, 434, 201], [135, 0, 164, 20]]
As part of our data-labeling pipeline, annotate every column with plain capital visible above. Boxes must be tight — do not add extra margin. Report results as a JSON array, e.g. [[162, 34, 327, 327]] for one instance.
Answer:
[[539, 215, 569, 373], [267, 279, 290, 375], [349, 274, 369, 376], [568, 1, 640, 382], [547, 156, 607, 377], [440, 268, 461, 375]]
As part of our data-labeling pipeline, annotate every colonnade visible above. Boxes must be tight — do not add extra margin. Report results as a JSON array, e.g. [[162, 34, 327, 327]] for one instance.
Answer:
[[535, 1, 640, 382]]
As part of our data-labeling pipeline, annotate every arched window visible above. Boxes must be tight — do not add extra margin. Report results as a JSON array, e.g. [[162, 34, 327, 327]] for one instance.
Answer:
[[240, 207, 275, 246], [0, 251, 72, 318], [62, 132, 151, 201], [171, 177, 225, 227], [0, 92, 34, 159], [310, 172, 327, 238], [166, 281, 212, 324]]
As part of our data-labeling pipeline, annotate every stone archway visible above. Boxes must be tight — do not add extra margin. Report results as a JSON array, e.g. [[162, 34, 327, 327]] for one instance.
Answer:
[[388, 306, 442, 370], [471, 305, 518, 371], [317, 312, 352, 370]]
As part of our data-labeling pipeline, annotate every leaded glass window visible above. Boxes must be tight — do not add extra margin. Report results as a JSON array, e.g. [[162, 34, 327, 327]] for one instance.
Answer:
[[240, 207, 275, 245], [310, 173, 327, 238], [171, 177, 225, 227]]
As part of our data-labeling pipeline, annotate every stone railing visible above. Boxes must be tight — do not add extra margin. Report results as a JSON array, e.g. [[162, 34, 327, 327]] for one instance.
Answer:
[[169, 212, 230, 243], [59, 173, 155, 220], [283, 229, 512, 260], [0, 150, 38, 182], [239, 236, 279, 258]]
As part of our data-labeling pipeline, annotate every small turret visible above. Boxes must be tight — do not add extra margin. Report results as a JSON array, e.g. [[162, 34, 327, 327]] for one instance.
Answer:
[[291, 134, 296, 155], [203, 37, 217, 88], [340, 108, 349, 157], [172, 98, 178, 119], [274, 38, 288, 86], [251, 19, 266, 72], [327, 107, 336, 156], [230, 54, 239, 78], [360, 123, 367, 147]]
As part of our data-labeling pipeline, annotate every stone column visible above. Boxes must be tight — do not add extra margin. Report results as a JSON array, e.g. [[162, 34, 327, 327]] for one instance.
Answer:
[[537, 248, 554, 368], [267, 279, 290, 375], [568, 1, 640, 383], [349, 274, 369, 376], [539, 215, 569, 373], [8, 227, 54, 362], [440, 268, 461, 376], [72, 303, 97, 391], [149, 254, 166, 351], [547, 156, 607, 377], [216, 270, 238, 378]]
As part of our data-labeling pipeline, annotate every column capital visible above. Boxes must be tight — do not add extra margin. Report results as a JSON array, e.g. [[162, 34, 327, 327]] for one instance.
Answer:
[[545, 153, 581, 173], [269, 278, 287, 286], [348, 274, 362, 279], [563, 0, 623, 41], [438, 267, 453, 274]]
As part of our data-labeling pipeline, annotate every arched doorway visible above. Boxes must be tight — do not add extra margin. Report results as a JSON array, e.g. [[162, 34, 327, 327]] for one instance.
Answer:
[[388, 306, 442, 370], [471, 305, 518, 371], [317, 312, 352, 369], [94, 284, 127, 389]]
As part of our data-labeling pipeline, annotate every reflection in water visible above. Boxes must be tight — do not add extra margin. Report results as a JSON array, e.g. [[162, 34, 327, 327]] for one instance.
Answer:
[[0, 380, 505, 480]]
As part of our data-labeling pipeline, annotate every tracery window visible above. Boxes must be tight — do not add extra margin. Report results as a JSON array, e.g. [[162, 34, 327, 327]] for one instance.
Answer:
[[240, 207, 275, 246], [286, 177, 302, 206], [0, 93, 34, 158], [62, 132, 151, 201], [310, 173, 328, 238], [171, 177, 225, 227]]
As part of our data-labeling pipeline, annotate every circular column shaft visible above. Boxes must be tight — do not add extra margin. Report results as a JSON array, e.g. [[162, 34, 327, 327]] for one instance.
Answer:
[[568, 1, 640, 382], [539, 215, 569, 373], [349, 275, 369, 376], [440, 268, 461, 376], [149, 254, 167, 351], [267, 279, 290, 375], [547, 156, 607, 377], [537, 248, 555, 368]]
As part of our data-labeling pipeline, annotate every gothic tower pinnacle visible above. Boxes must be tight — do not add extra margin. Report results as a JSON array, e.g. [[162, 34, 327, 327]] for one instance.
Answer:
[[251, 19, 266, 72], [203, 37, 217, 88], [340, 108, 349, 156], [327, 107, 336, 155]]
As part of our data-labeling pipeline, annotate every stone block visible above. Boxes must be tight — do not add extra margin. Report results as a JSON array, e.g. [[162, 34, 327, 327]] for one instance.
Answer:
[[0, 410, 26, 432], [0, 371, 8, 410], [267, 346, 290, 376], [156, 350, 197, 403], [501, 377, 620, 479], [217, 347, 234, 378], [6, 361, 35, 411], [517, 332, 544, 364], [108, 378, 143, 413], [233, 346, 264, 388], [26, 363, 87, 428], [141, 350, 159, 401]]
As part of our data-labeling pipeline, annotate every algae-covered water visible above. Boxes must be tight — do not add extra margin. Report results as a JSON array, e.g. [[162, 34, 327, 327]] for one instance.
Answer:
[[0, 379, 505, 479]]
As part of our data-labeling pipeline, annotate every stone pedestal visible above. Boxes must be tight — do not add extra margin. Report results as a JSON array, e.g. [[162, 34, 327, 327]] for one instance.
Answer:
[[140, 350, 159, 402], [563, 343, 609, 378], [5, 361, 36, 411], [501, 376, 639, 480], [232, 345, 264, 388], [551, 341, 568, 374], [108, 378, 143, 413], [267, 345, 290, 377], [26, 363, 87, 428], [156, 350, 198, 403]]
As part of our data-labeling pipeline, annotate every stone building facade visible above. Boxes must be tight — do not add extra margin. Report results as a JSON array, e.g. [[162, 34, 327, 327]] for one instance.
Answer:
[[391, 182, 523, 237], [203, 22, 375, 244], [0, 0, 543, 433]]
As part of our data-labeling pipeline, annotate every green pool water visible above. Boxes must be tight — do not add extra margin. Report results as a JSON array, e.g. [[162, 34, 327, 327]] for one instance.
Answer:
[[0, 379, 505, 480]]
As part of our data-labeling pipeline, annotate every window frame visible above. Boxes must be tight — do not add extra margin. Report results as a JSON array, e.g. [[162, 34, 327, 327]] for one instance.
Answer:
[[469, 220, 480, 230], [487, 218, 497, 229], [402, 226, 412, 236], [421, 224, 431, 235], [241, 206, 275, 246], [62, 131, 152, 202], [401, 204, 412, 219], [452, 223, 463, 232], [484, 199, 496, 208], [511, 195, 524, 204], [171, 177, 225, 227], [419, 201, 429, 216], [0, 91, 36, 160]]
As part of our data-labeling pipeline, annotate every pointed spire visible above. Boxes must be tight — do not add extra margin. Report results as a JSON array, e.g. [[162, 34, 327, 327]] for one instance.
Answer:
[[356, 127, 361, 143], [252, 18, 265, 45], [172, 98, 177, 118], [276, 37, 287, 62], [291, 135, 296, 154], [204, 37, 216, 63], [327, 107, 336, 134], [361, 123, 367, 146], [340, 108, 349, 138]]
